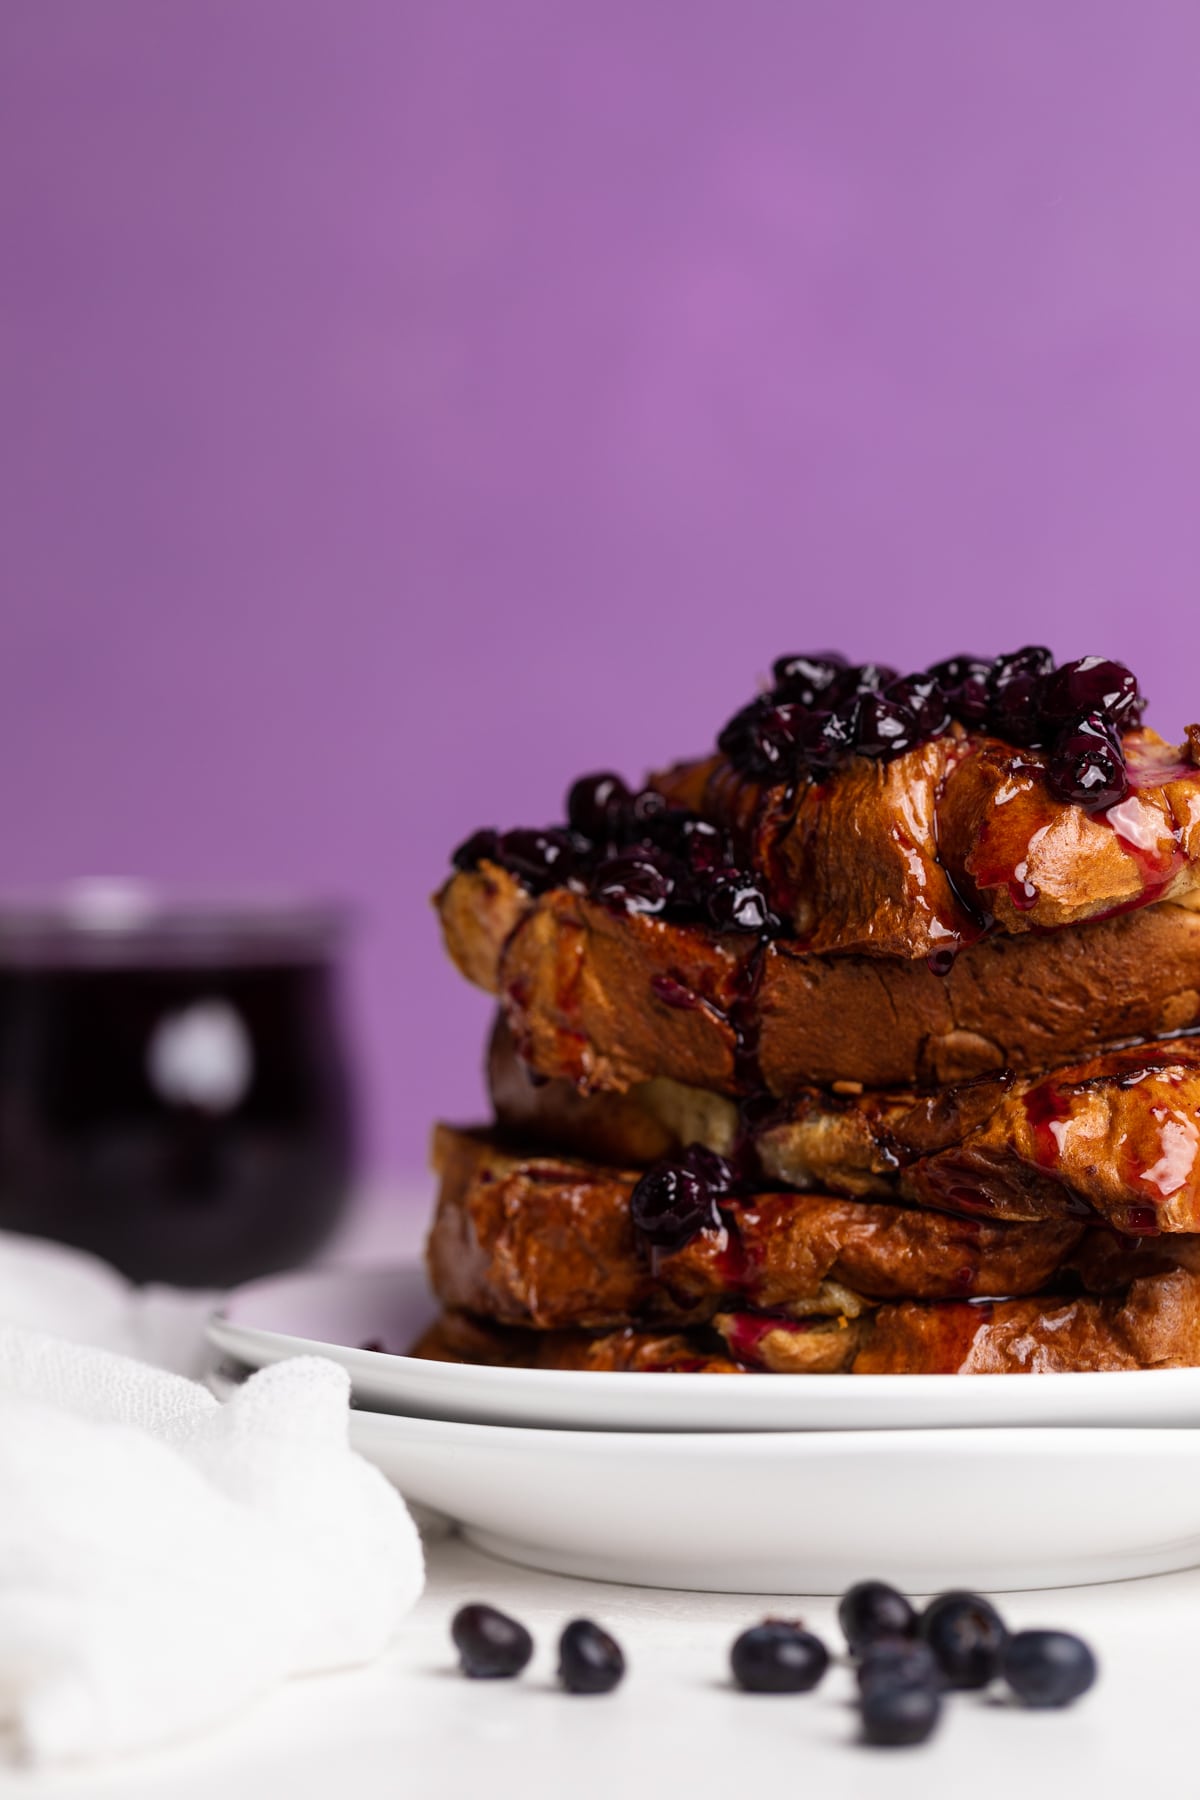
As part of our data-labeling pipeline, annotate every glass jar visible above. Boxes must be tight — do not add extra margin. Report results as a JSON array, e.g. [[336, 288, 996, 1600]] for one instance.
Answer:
[[0, 883, 356, 1286]]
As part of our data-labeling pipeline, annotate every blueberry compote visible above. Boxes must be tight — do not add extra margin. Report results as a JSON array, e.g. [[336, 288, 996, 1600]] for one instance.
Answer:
[[451, 650, 1152, 936], [719, 647, 1146, 809], [452, 773, 777, 939], [629, 1145, 736, 1253], [0, 888, 354, 1285]]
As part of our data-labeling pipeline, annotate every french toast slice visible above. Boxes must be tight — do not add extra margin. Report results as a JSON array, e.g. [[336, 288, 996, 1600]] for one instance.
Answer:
[[651, 726, 1200, 957], [486, 1026, 1200, 1234], [428, 1126, 1200, 1330], [443, 875, 1200, 1094], [413, 1265, 1200, 1374]]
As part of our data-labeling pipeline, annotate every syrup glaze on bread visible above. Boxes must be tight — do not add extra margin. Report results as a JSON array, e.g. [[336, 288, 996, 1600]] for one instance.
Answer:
[[444, 650, 1200, 965], [424, 648, 1200, 1376], [429, 1125, 1200, 1331], [414, 1264, 1200, 1375]]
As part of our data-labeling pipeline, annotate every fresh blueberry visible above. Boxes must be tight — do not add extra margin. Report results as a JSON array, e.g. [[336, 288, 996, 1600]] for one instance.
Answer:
[[451, 827, 502, 873], [730, 1621, 830, 1693], [1045, 712, 1129, 811], [1002, 1630, 1097, 1707], [860, 1682, 942, 1747], [451, 1603, 534, 1679], [558, 1618, 625, 1694], [838, 1581, 918, 1654], [770, 653, 849, 705], [919, 1591, 1008, 1689], [1040, 656, 1144, 729], [566, 772, 631, 843], [856, 1637, 943, 1695], [706, 875, 776, 934]]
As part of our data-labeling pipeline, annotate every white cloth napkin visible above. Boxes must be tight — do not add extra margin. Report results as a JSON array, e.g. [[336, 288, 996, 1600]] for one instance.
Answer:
[[0, 1233, 425, 1766]]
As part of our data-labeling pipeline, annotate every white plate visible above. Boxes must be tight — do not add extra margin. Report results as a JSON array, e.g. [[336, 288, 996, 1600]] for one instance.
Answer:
[[209, 1264, 1200, 1433], [202, 1371, 1200, 1593]]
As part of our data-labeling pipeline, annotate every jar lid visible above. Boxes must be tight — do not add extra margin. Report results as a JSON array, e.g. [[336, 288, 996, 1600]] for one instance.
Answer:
[[0, 881, 347, 968]]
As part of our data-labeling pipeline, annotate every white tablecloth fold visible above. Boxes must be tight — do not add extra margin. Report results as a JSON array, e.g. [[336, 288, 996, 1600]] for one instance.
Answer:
[[0, 1234, 424, 1765]]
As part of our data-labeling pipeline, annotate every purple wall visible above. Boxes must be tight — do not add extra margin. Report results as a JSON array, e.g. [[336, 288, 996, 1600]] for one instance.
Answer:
[[3, 1, 1200, 1182]]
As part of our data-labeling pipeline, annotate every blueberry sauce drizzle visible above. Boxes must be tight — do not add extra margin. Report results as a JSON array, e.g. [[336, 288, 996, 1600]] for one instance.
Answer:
[[721, 649, 1145, 808], [449, 651, 1161, 960], [451, 770, 780, 938]]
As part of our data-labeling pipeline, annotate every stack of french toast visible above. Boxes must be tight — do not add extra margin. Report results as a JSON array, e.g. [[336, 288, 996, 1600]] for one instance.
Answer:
[[417, 649, 1200, 1374]]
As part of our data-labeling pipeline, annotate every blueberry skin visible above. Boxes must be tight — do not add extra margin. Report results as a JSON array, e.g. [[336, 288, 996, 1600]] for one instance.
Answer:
[[856, 1636, 942, 1695], [730, 1621, 830, 1694], [451, 1604, 534, 1679], [558, 1618, 625, 1694], [919, 1591, 1008, 1689], [1002, 1630, 1098, 1707], [860, 1682, 942, 1747], [838, 1581, 918, 1654]]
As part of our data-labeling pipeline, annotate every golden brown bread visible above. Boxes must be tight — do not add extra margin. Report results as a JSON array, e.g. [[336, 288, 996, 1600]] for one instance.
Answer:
[[488, 1025, 1200, 1234], [428, 1125, 1200, 1329], [651, 726, 1200, 955], [715, 1267, 1200, 1372], [440, 864, 1200, 1093], [410, 1308, 742, 1373], [412, 1266, 1200, 1374]]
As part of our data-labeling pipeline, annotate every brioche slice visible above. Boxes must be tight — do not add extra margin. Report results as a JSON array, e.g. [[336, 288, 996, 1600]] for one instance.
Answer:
[[410, 1309, 742, 1374], [488, 1020, 1200, 1235], [441, 866, 1200, 1092], [413, 1266, 1200, 1375], [652, 727, 1200, 956], [428, 1126, 1200, 1331], [714, 1267, 1200, 1373]]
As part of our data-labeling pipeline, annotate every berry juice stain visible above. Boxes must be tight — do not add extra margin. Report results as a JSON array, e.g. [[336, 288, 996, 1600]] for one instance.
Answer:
[[1022, 1081, 1072, 1169]]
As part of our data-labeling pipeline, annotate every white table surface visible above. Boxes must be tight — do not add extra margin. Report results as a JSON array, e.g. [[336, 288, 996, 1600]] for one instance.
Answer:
[[1, 1197, 1191, 1797], [1, 1522, 1194, 1800]]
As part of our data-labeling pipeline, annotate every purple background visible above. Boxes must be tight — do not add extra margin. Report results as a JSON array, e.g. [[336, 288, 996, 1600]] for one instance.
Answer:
[[3, 2, 1200, 1182]]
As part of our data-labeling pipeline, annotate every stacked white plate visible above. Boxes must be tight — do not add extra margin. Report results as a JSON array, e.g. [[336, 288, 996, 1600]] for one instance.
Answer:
[[207, 1264, 1200, 1594]]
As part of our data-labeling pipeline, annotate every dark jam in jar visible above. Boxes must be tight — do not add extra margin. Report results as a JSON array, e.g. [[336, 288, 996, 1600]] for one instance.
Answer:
[[0, 884, 355, 1286]]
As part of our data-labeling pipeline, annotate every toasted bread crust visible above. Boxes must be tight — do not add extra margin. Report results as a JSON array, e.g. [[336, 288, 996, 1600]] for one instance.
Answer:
[[409, 1309, 742, 1374], [413, 1266, 1200, 1374], [717, 1267, 1200, 1373], [427, 1126, 1200, 1329], [440, 866, 1200, 1093], [652, 728, 1200, 953], [487, 1025, 1200, 1234]]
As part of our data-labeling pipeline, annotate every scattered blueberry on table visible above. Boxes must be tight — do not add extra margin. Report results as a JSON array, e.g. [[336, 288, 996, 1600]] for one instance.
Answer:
[[856, 1636, 943, 1696], [449, 1585, 1097, 1744], [919, 1590, 1009, 1689], [1002, 1630, 1098, 1708], [450, 1603, 534, 1679], [730, 1621, 830, 1693], [557, 1619, 626, 1694], [837, 1579, 918, 1653], [861, 1681, 943, 1747]]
